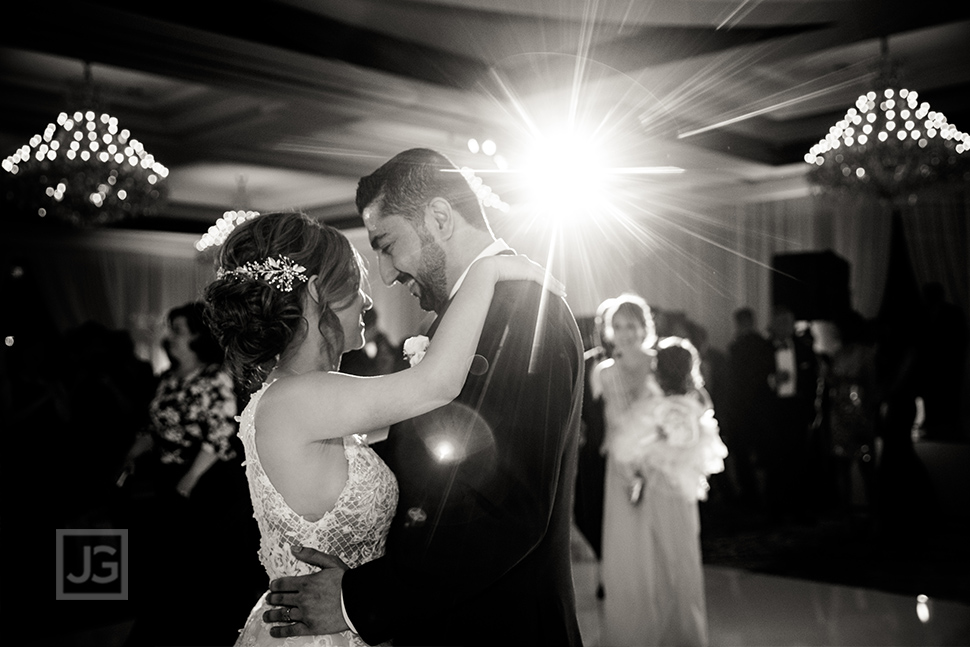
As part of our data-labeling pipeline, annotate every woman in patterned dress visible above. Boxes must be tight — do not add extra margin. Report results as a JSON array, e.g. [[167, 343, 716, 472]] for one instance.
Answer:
[[120, 301, 244, 645], [121, 301, 238, 499]]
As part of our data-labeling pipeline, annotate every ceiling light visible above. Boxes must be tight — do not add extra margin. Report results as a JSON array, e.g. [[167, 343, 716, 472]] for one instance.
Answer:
[[1, 67, 168, 226], [805, 43, 969, 198]]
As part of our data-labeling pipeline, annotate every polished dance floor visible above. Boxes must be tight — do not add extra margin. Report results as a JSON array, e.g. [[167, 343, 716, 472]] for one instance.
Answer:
[[572, 439, 970, 646], [35, 514, 970, 647], [40, 534, 970, 647], [33, 441, 970, 647], [572, 552, 970, 647]]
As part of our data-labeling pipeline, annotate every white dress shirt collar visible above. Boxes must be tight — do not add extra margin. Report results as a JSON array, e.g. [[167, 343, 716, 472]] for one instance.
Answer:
[[448, 238, 512, 300]]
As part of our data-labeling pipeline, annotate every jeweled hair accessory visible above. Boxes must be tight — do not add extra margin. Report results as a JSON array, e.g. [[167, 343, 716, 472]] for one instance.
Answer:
[[457, 167, 510, 212], [216, 255, 309, 292]]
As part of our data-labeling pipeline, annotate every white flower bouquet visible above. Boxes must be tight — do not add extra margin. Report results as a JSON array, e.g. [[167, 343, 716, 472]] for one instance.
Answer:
[[628, 394, 728, 501]]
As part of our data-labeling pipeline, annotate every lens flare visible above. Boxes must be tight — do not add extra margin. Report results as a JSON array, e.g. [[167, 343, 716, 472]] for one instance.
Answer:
[[522, 131, 608, 221]]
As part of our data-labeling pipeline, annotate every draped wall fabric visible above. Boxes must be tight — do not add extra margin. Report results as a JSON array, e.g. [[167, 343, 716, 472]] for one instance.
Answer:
[[628, 194, 893, 351], [1, 229, 214, 371], [902, 185, 970, 318], [621, 188, 966, 353]]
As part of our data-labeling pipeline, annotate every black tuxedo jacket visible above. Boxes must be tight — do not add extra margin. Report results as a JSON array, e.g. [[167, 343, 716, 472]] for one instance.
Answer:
[[342, 279, 585, 647]]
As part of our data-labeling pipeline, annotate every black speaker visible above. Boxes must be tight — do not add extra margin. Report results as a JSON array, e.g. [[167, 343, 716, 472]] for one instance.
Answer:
[[772, 251, 851, 321]]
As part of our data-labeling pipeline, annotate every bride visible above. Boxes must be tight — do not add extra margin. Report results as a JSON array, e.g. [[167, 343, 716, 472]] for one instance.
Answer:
[[203, 211, 561, 646]]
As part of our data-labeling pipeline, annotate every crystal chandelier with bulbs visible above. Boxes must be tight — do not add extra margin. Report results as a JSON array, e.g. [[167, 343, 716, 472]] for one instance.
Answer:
[[1, 63, 169, 227], [805, 38, 969, 200], [196, 209, 261, 252], [805, 87, 969, 198], [1, 109, 169, 226], [195, 174, 261, 251]]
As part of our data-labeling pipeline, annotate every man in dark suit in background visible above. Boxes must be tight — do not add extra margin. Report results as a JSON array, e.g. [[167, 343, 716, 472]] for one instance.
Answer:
[[723, 307, 775, 514], [265, 148, 585, 646], [765, 305, 820, 521]]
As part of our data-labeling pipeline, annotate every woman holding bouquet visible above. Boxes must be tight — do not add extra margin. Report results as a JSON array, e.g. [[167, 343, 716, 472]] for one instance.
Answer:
[[593, 295, 727, 647]]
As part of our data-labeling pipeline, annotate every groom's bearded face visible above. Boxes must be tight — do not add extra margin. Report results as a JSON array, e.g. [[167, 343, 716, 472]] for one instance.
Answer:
[[367, 208, 450, 313], [413, 234, 449, 312]]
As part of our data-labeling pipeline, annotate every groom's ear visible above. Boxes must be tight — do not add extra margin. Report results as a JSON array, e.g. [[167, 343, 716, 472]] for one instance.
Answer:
[[425, 197, 455, 241]]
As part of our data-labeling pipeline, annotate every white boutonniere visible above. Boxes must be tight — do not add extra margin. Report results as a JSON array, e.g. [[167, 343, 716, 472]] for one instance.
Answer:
[[403, 335, 430, 367]]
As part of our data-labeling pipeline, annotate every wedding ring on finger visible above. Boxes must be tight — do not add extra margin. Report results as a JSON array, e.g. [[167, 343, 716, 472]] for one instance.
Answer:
[[282, 607, 292, 623]]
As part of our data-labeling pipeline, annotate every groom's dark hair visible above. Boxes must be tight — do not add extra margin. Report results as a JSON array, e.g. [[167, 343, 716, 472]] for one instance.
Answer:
[[355, 148, 490, 232]]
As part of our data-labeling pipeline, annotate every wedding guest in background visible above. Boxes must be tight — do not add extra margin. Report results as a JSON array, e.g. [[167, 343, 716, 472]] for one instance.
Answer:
[[721, 307, 775, 515], [592, 294, 660, 644], [685, 321, 728, 432], [765, 305, 820, 522], [872, 316, 941, 554], [645, 337, 727, 646], [122, 302, 253, 646], [120, 302, 239, 506], [813, 311, 879, 516], [598, 325, 727, 646]]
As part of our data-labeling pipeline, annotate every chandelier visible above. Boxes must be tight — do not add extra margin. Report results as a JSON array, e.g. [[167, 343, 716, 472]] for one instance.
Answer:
[[195, 175, 260, 252], [196, 209, 261, 252], [1, 68, 169, 227], [805, 47, 969, 199]]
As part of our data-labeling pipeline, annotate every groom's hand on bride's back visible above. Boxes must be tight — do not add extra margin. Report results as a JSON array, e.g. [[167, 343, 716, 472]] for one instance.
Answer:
[[263, 546, 350, 638]]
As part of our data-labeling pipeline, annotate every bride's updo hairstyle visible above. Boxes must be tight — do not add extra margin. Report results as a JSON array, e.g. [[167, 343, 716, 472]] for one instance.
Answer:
[[203, 211, 364, 392]]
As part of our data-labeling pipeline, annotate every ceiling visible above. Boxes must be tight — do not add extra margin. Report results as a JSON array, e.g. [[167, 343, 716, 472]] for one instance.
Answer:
[[1, 0, 969, 233]]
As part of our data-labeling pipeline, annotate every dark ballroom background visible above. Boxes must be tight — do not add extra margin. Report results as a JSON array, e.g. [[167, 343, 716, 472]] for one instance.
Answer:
[[2, 1, 969, 645]]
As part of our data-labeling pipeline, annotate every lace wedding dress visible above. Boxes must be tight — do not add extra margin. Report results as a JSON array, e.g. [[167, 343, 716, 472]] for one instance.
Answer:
[[234, 381, 399, 647]]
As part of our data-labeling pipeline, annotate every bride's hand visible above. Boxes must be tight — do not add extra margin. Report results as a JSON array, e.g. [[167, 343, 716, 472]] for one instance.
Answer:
[[476, 255, 566, 296]]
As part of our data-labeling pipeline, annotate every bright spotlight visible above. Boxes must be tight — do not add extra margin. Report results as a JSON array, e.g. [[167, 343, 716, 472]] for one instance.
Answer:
[[522, 132, 608, 219], [482, 139, 497, 156], [467, 138, 480, 154]]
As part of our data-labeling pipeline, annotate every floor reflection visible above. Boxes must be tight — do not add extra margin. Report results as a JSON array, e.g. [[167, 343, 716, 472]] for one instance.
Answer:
[[572, 540, 970, 647]]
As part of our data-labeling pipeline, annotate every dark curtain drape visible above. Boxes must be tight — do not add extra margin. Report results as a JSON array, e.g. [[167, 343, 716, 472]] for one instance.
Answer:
[[1, 228, 215, 369]]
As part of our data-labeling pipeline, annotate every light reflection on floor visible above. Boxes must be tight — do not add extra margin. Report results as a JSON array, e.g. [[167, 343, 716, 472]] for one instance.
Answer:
[[571, 554, 970, 647]]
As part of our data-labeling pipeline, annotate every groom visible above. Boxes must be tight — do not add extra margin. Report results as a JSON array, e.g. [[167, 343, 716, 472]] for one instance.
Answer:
[[263, 148, 585, 646]]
